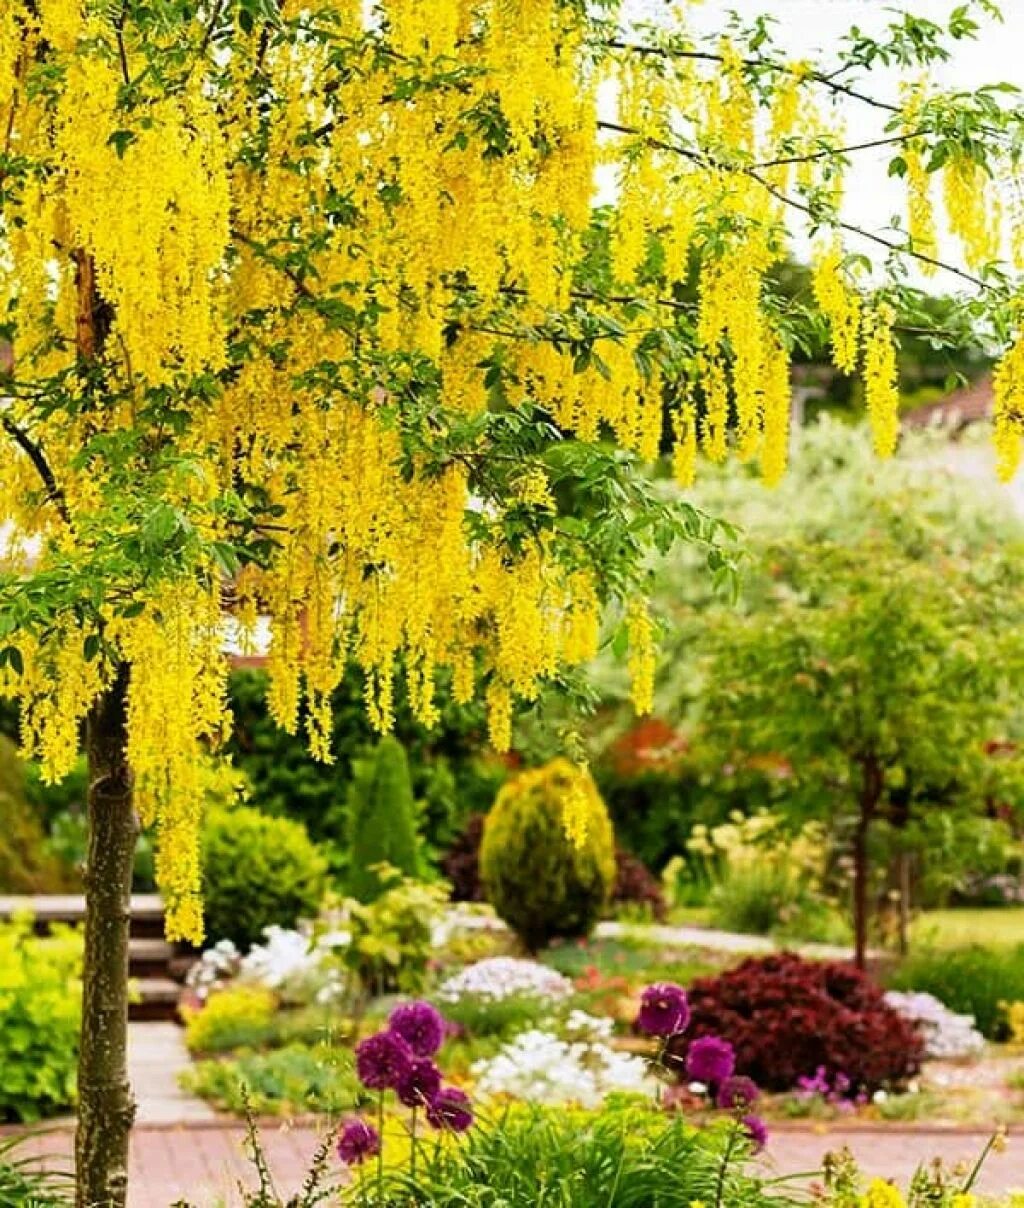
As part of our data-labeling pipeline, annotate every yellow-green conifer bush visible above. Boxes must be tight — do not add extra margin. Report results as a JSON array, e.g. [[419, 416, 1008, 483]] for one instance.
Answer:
[[480, 759, 615, 951]]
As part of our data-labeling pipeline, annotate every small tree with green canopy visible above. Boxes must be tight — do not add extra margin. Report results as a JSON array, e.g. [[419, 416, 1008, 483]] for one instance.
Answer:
[[695, 535, 1024, 968], [346, 737, 423, 903]]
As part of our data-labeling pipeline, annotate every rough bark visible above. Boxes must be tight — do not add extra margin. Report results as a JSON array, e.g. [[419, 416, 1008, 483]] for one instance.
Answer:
[[76, 664, 137, 1208]]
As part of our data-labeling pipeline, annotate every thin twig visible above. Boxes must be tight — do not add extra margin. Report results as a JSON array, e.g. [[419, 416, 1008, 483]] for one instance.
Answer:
[[747, 165, 990, 290], [604, 39, 902, 114], [753, 131, 919, 170], [0, 415, 72, 526], [115, 3, 132, 87], [598, 118, 991, 290], [198, 0, 227, 58]]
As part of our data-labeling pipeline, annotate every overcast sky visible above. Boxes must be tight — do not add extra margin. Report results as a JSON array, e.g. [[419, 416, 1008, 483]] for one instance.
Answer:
[[621, 1, 1024, 285]]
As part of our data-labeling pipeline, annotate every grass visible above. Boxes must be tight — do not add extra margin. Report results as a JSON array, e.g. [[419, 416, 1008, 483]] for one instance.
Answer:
[[912, 908, 1024, 950], [540, 934, 724, 981]]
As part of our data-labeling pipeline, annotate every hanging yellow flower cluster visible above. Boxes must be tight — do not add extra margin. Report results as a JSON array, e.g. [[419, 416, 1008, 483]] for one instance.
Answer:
[[55, 57, 230, 386], [3, 1, 1024, 937], [862, 302, 900, 459], [901, 82, 938, 270]]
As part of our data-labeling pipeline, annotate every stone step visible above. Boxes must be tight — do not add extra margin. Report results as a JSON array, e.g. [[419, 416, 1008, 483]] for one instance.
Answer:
[[129, 936, 177, 979], [131, 977, 182, 1023], [0, 893, 167, 938], [1, 896, 191, 1020]]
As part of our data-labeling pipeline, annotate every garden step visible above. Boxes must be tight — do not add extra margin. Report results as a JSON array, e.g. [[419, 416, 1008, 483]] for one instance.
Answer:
[[129, 937, 177, 979], [0, 892, 166, 938], [1, 896, 192, 1021], [131, 977, 182, 1023]]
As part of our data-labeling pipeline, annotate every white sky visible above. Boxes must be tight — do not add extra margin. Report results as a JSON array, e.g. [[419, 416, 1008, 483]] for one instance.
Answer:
[[623, 1, 1024, 286]]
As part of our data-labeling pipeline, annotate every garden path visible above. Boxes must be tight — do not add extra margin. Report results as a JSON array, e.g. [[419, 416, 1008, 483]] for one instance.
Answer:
[[16, 1123, 1023, 1206], [594, 920, 866, 961], [129, 1022, 217, 1125]]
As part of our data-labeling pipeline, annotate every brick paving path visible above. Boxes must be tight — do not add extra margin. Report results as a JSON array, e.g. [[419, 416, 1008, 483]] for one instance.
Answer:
[[15, 1123, 1024, 1206]]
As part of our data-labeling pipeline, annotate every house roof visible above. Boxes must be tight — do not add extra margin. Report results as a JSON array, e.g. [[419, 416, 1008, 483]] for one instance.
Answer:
[[902, 373, 994, 431]]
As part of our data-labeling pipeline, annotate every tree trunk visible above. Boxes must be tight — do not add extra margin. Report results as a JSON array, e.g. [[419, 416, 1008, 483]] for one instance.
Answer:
[[76, 664, 137, 1208], [852, 755, 882, 971], [897, 851, 912, 957]]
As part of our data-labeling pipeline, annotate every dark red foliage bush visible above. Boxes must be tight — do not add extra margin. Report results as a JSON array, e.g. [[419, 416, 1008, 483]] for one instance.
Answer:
[[611, 847, 667, 921], [668, 952, 924, 1094], [441, 813, 486, 902]]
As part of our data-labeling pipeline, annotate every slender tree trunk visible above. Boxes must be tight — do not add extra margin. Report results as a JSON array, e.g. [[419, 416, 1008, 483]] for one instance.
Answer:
[[76, 664, 137, 1208], [852, 755, 882, 971], [897, 851, 912, 957]]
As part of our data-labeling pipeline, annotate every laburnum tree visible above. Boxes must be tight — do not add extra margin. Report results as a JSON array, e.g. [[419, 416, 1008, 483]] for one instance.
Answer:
[[3, 0, 1024, 1203]]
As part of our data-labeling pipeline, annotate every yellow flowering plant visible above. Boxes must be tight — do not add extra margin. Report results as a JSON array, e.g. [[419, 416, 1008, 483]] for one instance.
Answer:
[[4, 2, 1024, 1203]]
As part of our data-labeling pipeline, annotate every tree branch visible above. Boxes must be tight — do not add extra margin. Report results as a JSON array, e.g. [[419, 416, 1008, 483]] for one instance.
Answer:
[[0, 415, 72, 526], [114, 3, 132, 87], [605, 39, 902, 115], [746, 166, 990, 290], [597, 120, 991, 291]]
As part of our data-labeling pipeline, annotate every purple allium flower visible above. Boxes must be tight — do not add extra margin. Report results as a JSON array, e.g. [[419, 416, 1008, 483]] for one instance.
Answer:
[[396, 1057, 442, 1109], [355, 1030, 414, 1091], [685, 1036, 736, 1085], [336, 1117, 380, 1165], [389, 1001, 445, 1058], [716, 1075, 760, 1111], [742, 1114, 769, 1153], [636, 982, 690, 1037], [425, 1086, 474, 1133]]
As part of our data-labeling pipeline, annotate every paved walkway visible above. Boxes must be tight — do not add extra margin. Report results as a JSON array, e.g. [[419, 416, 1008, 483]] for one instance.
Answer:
[[16, 1123, 1022, 1206], [594, 919, 866, 961], [130, 1023, 217, 1126]]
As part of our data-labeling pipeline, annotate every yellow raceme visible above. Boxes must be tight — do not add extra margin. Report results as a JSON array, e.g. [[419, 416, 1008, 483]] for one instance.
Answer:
[[2, 0, 1023, 940]]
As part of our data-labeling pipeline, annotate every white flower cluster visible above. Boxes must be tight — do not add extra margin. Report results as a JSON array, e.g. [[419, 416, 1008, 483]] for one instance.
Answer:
[[242, 925, 347, 997], [436, 957, 573, 1004], [472, 1025, 656, 1108], [430, 902, 509, 949], [884, 990, 985, 1060], [185, 939, 242, 1001], [185, 926, 351, 1006]]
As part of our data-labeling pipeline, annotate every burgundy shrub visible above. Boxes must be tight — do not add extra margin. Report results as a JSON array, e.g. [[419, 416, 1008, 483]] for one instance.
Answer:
[[441, 813, 487, 902], [611, 847, 668, 921], [667, 952, 924, 1094]]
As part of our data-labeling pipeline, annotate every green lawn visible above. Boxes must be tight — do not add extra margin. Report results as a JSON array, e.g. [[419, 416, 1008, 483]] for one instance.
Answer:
[[912, 907, 1024, 949]]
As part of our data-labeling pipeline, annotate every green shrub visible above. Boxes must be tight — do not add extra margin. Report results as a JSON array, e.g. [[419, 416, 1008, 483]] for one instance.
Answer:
[[438, 990, 555, 1039], [887, 944, 1024, 1039], [201, 805, 328, 950], [480, 759, 615, 952], [0, 917, 82, 1122], [224, 668, 502, 858], [334, 870, 448, 999], [0, 737, 69, 894], [183, 989, 353, 1056], [181, 1042, 366, 1117], [346, 738, 422, 902], [709, 862, 850, 945]]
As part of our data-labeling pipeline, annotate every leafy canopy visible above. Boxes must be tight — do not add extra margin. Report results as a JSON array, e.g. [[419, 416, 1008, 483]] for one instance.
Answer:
[[1, 1, 1024, 935]]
